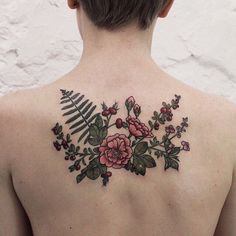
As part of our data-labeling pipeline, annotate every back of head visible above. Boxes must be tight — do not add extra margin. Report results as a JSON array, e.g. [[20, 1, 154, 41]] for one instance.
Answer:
[[78, 0, 169, 30]]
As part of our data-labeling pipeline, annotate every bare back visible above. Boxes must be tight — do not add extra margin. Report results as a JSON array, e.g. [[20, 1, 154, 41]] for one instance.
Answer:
[[0, 66, 235, 236]]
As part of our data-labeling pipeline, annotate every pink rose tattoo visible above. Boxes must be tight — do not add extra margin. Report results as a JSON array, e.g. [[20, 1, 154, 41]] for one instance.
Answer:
[[52, 90, 190, 186], [126, 116, 153, 138], [99, 134, 132, 169]]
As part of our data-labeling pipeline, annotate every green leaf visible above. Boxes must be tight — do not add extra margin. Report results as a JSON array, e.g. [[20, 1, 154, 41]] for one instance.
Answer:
[[99, 127, 108, 140], [141, 155, 156, 168], [164, 139, 171, 148], [134, 142, 148, 156], [133, 157, 146, 176], [69, 165, 76, 172], [148, 120, 154, 129], [164, 158, 179, 171], [93, 147, 100, 154], [170, 160, 179, 170], [169, 147, 181, 155], [86, 167, 100, 180], [89, 124, 100, 137], [88, 137, 101, 146], [95, 114, 103, 128], [76, 173, 86, 183], [99, 164, 107, 175]]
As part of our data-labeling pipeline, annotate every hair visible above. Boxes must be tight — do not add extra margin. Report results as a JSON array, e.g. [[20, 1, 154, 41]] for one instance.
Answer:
[[78, 0, 169, 31]]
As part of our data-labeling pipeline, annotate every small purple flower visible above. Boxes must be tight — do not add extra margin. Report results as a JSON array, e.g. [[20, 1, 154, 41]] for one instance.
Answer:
[[181, 141, 190, 151], [165, 125, 175, 134]]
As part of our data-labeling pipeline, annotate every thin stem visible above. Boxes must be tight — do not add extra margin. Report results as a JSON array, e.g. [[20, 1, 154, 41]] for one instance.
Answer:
[[159, 133, 171, 145], [107, 123, 116, 129], [149, 146, 165, 153], [131, 137, 145, 147], [105, 114, 113, 128]]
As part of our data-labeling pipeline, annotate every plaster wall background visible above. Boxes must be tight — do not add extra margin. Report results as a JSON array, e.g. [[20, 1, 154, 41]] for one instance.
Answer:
[[0, 0, 236, 103]]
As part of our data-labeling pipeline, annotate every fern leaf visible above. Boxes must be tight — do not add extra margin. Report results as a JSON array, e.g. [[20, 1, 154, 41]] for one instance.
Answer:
[[70, 112, 98, 130], [81, 102, 93, 115], [65, 113, 81, 124], [60, 99, 71, 104], [63, 108, 78, 116], [60, 90, 98, 143], [71, 114, 97, 134], [84, 106, 97, 120], [61, 95, 84, 110], [71, 123, 88, 135], [77, 99, 89, 110], [77, 128, 90, 143], [71, 93, 80, 100]]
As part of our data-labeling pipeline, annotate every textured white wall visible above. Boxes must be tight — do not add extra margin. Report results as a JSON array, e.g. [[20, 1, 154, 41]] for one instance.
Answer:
[[0, 0, 236, 103]]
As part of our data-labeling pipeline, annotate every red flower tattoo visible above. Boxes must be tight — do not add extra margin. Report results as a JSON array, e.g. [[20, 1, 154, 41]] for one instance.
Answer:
[[99, 134, 132, 169], [126, 116, 153, 138]]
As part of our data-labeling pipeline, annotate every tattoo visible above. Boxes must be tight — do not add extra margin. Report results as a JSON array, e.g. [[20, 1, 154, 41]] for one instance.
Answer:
[[52, 89, 190, 186]]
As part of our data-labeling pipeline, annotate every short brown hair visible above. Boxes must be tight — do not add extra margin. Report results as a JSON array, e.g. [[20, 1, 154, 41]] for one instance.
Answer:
[[78, 0, 168, 30]]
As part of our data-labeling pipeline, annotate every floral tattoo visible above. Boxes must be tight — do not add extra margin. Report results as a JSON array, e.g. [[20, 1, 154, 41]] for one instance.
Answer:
[[52, 89, 190, 186]]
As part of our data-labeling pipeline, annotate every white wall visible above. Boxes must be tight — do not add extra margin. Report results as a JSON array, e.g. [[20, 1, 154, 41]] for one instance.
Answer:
[[0, 0, 236, 103]]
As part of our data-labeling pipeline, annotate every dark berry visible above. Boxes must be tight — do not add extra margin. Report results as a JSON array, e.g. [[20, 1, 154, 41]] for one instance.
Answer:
[[154, 123, 160, 130], [62, 140, 69, 149], [102, 110, 110, 117], [65, 156, 69, 160], [109, 107, 117, 115], [115, 118, 123, 129], [106, 171, 112, 177], [70, 155, 76, 161], [160, 107, 167, 113], [75, 165, 81, 171], [167, 116, 172, 121], [53, 141, 61, 151]]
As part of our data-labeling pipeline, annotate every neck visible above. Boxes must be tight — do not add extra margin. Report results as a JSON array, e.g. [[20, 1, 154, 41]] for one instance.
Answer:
[[73, 24, 157, 73]]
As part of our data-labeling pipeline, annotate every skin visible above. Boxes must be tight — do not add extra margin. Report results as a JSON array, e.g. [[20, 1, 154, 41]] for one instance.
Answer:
[[0, 0, 235, 235]]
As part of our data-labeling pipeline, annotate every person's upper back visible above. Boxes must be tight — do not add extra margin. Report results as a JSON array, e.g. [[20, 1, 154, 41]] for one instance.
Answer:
[[1, 68, 236, 236]]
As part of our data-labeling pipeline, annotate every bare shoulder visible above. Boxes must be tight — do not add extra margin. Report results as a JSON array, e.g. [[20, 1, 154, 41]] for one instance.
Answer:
[[0, 90, 34, 235], [0, 87, 54, 163], [187, 85, 236, 164]]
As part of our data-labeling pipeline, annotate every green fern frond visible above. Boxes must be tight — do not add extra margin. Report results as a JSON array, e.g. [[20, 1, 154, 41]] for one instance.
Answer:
[[60, 89, 98, 143]]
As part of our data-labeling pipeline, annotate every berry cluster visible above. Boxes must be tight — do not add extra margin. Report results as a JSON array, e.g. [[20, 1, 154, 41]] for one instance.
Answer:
[[101, 102, 119, 117]]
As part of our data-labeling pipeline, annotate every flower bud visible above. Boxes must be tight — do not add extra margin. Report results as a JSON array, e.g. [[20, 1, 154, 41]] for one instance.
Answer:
[[133, 104, 141, 117], [125, 96, 135, 111], [115, 118, 123, 129], [109, 107, 117, 115]]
